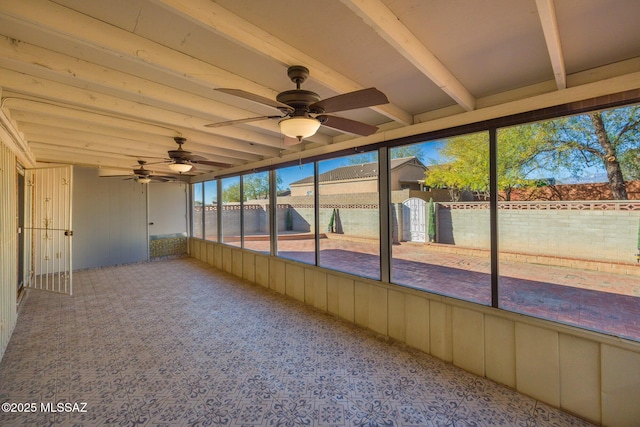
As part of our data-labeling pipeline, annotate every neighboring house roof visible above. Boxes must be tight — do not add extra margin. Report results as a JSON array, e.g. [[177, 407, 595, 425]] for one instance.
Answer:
[[290, 157, 426, 186]]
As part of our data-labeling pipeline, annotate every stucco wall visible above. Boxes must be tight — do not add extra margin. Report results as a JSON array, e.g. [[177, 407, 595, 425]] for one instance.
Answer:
[[390, 162, 427, 191]]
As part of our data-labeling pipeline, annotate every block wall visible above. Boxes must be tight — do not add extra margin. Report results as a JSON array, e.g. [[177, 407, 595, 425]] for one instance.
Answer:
[[438, 202, 640, 263]]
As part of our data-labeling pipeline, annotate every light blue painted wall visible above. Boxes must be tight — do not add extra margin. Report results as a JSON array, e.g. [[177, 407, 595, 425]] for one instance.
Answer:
[[73, 166, 148, 269]]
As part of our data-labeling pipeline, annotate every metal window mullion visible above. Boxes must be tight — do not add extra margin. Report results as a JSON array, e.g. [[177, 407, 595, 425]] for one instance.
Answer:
[[217, 179, 222, 243], [489, 128, 499, 308], [239, 175, 244, 248], [379, 147, 390, 283], [314, 162, 320, 266], [269, 170, 277, 256], [200, 182, 206, 239]]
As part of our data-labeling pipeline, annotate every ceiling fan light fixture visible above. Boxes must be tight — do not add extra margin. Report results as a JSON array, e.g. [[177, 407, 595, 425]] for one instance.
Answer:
[[168, 161, 193, 173], [136, 177, 151, 184], [279, 116, 321, 141]]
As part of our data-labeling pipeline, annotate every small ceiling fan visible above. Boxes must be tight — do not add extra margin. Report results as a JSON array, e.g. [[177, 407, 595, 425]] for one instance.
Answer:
[[207, 65, 389, 144], [113, 160, 177, 184], [166, 137, 232, 173]]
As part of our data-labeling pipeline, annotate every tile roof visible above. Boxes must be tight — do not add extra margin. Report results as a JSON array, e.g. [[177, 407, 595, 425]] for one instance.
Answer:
[[290, 157, 423, 185]]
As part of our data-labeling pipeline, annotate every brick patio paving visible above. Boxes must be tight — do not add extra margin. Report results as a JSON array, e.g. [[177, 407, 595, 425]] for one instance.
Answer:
[[272, 236, 640, 342]]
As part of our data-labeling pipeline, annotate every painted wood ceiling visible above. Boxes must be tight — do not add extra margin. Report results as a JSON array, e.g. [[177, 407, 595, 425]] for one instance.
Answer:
[[1, 0, 639, 180]]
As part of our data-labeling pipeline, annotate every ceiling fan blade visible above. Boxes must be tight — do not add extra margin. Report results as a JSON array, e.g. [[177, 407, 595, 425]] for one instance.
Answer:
[[150, 176, 177, 182], [100, 173, 134, 178], [310, 88, 388, 114], [204, 115, 282, 128], [216, 88, 294, 112], [317, 115, 379, 136]]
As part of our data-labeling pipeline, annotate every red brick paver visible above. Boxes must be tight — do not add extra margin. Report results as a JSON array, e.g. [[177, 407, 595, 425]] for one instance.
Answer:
[[245, 236, 640, 341]]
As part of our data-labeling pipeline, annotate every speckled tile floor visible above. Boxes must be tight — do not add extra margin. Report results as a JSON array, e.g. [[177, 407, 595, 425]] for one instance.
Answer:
[[0, 258, 596, 426]]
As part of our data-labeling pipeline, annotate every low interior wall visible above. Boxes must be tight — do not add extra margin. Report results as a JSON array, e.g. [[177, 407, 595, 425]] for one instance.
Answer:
[[149, 234, 188, 258], [189, 238, 640, 427]]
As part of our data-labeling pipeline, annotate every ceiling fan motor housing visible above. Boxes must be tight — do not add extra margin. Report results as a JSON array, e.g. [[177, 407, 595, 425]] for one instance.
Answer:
[[276, 90, 322, 116], [277, 66, 325, 117], [134, 169, 150, 177], [168, 137, 192, 159]]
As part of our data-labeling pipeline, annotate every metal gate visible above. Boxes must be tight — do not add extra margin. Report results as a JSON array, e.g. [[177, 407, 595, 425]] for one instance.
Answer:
[[402, 198, 426, 242], [23, 166, 73, 295]]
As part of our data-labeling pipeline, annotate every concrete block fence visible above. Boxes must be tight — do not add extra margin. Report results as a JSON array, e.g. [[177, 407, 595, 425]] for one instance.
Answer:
[[194, 198, 640, 264], [438, 201, 640, 264]]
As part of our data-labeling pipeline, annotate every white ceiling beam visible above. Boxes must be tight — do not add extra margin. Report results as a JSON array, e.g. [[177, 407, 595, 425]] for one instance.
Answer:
[[28, 144, 220, 176], [340, 0, 476, 112], [536, 0, 567, 90], [0, 69, 292, 150], [0, 0, 277, 101], [2, 96, 280, 159], [0, 50, 302, 149], [0, 36, 290, 137], [7, 108, 272, 161], [20, 124, 248, 166], [0, 1, 330, 146], [28, 142, 160, 164], [149, 0, 413, 125]]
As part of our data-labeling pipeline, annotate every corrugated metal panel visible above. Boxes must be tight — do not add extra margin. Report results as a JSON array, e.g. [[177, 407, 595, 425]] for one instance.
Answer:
[[0, 141, 18, 359]]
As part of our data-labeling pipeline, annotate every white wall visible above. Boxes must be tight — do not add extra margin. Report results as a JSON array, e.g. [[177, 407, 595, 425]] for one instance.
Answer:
[[190, 238, 640, 427], [148, 181, 188, 237]]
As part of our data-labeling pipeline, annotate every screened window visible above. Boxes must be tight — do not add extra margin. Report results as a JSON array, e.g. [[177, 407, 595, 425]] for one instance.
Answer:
[[242, 171, 270, 253], [497, 106, 640, 340], [390, 135, 491, 305], [194, 101, 640, 342], [221, 176, 241, 247], [318, 152, 380, 280], [276, 163, 315, 264], [203, 180, 217, 241], [192, 182, 204, 239]]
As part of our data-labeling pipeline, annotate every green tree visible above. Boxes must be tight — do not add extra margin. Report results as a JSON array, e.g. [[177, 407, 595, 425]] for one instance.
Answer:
[[243, 172, 270, 200], [620, 147, 640, 180], [222, 173, 283, 202], [542, 105, 640, 199], [427, 198, 436, 242], [424, 126, 553, 201], [222, 182, 240, 203], [423, 132, 489, 201]]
